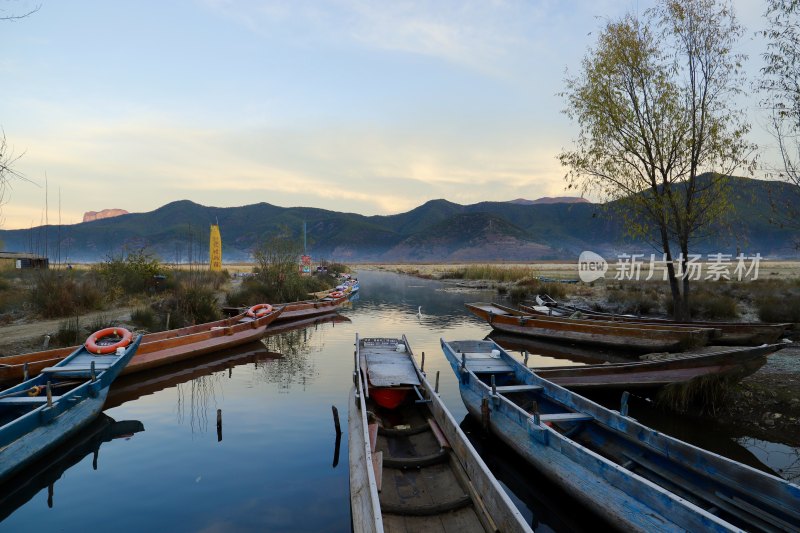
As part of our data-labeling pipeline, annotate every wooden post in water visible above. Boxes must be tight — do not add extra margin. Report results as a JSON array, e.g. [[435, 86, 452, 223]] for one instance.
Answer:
[[216, 409, 222, 442], [165, 312, 171, 331], [23, 362, 29, 381], [421, 351, 425, 372], [434, 371, 440, 394], [331, 405, 342, 436], [48, 483, 54, 508]]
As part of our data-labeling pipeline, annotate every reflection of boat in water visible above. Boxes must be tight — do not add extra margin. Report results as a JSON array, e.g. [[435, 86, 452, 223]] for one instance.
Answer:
[[106, 340, 280, 409], [489, 331, 635, 364], [107, 313, 350, 409], [0, 413, 144, 522], [263, 312, 351, 337]]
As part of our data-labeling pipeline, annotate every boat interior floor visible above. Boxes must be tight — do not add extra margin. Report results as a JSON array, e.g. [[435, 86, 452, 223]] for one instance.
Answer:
[[472, 372, 797, 533], [369, 402, 492, 533]]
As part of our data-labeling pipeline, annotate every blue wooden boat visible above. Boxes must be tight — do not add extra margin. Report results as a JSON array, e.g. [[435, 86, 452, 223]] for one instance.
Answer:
[[441, 338, 800, 532], [0, 329, 142, 482]]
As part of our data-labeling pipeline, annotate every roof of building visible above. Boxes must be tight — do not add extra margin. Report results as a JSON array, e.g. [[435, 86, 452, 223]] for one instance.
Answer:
[[0, 252, 48, 260]]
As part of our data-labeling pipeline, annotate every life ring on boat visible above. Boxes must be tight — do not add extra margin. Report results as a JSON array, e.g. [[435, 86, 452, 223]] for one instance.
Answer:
[[246, 303, 273, 318], [328, 291, 345, 299], [85, 327, 133, 355]]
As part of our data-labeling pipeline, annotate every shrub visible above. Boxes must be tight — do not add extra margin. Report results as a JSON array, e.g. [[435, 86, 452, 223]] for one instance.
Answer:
[[664, 289, 739, 320], [28, 270, 104, 318], [755, 294, 800, 323], [53, 318, 81, 347], [94, 249, 162, 296], [131, 307, 157, 330]]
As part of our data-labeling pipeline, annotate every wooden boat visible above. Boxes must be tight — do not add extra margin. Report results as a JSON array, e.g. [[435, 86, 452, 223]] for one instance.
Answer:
[[0, 305, 284, 384], [272, 294, 349, 323], [222, 293, 348, 323], [523, 300, 791, 346], [0, 413, 144, 521], [533, 344, 780, 391], [466, 302, 715, 352], [349, 335, 531, 533], [441, 338, 800, 532], [0, 330, 142, 482], [490, 332, 781, 389]]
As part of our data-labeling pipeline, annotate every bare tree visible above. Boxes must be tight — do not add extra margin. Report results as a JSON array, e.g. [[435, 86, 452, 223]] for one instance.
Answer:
[[759, 0, 800, 245], [560, 0, 756, 320], [0, 1, 39, 21]]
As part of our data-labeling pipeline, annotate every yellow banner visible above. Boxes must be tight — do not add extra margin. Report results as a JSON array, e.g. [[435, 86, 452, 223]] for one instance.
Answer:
[[209, 224, 222, 271]]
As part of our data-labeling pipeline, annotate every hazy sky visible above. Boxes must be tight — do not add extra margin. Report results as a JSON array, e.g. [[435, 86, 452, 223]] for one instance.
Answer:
[[0, 0, 770, 229]]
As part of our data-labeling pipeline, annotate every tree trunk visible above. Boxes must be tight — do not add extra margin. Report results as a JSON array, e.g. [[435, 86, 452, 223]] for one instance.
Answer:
[[659, 226, 683, 321]]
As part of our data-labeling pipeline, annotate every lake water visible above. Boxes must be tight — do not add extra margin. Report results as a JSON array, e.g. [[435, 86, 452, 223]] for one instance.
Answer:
[[0, 269, 796, 532]]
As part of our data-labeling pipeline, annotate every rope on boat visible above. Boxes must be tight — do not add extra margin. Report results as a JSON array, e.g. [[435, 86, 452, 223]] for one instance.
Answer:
[[0, 380, 83, 400]]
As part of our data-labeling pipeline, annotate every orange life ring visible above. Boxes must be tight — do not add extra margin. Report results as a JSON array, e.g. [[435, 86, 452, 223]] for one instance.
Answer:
[[246, 303, 273, 318], [328, 291, 345, 299], [85, 327, 133, 355]]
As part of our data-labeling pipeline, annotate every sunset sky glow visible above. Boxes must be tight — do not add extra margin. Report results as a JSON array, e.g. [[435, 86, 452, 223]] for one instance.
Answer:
[[1, 0, 771, 229]]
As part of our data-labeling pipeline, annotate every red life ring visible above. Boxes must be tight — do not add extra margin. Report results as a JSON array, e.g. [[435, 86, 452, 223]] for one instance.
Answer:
[[246, 303, 273, 318], [85, 327, 133, 355], [328, 291, 345, 299]]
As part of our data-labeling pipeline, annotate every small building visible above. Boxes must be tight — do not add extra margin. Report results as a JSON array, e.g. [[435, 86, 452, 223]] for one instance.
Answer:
[[0, 252, 49, 270]]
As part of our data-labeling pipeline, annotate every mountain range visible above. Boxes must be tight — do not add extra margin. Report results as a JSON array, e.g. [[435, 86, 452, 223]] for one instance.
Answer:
[[1, 176, 797, 262]]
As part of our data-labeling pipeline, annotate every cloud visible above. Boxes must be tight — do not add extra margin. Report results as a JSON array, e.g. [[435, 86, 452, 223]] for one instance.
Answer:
[[4, 108, 570, 229], [201, 0, 559, 75]]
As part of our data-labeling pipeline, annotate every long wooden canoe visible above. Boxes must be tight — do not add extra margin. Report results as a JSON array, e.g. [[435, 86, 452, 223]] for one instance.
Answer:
[[223, 294, 349, 322], [490, 331, 782, 390], [533, 344, 780, 390], [522, 301, 791, 346], [0, 333, 142, 482], [467, 302, 714, 352], [441, 338, 800, 532], [349, 334, 531, 533], [0, 306, 283, 384]]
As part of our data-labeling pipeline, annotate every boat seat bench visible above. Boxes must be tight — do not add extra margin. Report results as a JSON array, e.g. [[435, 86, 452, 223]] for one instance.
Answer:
[[539, 413, 594, 423], [495, 384, 543, 393], [0, 396, 63, 405]]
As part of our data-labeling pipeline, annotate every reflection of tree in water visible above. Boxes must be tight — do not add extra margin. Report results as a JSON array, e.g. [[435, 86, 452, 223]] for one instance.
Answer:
[[737, 437, 800, 483], [259, 325, 328, 393], [175, 373, 223, 434]]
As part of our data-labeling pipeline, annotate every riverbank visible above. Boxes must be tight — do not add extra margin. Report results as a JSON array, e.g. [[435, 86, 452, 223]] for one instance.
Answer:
[[360, 263, 800, 448]]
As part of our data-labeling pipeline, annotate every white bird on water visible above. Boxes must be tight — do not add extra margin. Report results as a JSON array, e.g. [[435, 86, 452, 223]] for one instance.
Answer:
[[417, 306, 422, 318]]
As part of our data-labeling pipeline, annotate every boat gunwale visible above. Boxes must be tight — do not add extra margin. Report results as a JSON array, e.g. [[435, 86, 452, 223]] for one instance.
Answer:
[[351, 334, 532, 533], [441, 338, 800, 531]]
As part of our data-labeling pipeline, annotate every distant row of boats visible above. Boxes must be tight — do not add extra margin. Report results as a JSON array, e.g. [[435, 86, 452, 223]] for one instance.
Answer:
[[0, 291, 355, 385], [0, 284, 358, 486], [349, 334, 800, 532]]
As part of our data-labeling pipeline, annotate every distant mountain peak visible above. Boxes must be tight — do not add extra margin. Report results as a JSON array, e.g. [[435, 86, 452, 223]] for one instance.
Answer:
[[509, 197, 591, 205], [82, 208, 129, 223]]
